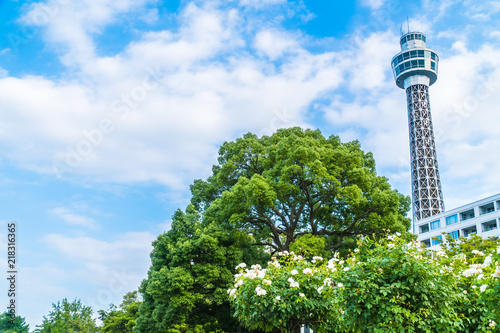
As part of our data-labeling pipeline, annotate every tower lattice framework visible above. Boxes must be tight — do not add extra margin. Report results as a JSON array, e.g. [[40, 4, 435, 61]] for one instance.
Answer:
[[391, 31, 445, 225], [406, 84, 444, 220]]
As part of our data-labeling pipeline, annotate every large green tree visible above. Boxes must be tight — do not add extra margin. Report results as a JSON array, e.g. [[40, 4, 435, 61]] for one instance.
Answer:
[[34, 298, 97, 333], [134, 205, 267, 333], [192, 127, 411, 253], [99, 291, 141, 333], [0, 311, 29, 333]]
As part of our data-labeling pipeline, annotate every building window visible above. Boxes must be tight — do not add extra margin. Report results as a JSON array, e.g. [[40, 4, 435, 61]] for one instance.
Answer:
[[430, 220, 441, 230], [480, 203, 495, 215], [419, 224, 430, 234], [431, 235, 442, 246], [462, 226, 477, 238], [421, 239, 431, 247], [449, 230, 459, 240], [482, 220, 498, 232], [446, 215, 458, 225], [460, 209, 475, 221]]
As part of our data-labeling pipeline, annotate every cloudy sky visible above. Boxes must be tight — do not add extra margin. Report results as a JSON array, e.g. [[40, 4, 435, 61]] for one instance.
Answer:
[[1, 0, 500, 328]]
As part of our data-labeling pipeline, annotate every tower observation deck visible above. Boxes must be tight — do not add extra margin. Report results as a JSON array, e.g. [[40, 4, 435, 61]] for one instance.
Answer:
[[391, 31, 445, 224]]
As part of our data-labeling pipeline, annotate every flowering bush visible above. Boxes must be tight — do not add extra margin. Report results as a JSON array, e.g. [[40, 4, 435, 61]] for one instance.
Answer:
[[229, 234, 500, 333], [327, 234, 464, 332], [439, 235, 500, 332], [228, 253, 341, 332]]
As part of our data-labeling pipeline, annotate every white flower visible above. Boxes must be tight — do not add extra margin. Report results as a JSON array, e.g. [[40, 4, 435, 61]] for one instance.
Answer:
[[388, 243, 395, 249], [387, 235, 395, 241], [303, 268, 313, 275], [344, 267, 350, 272], [477, 274, 484, 280], [313, 256, 323, 261], [472, 250, 484, 256], [288, 278, 299, 288], [472, 285, 477, 289], [276, 296, 281, 301], [317, 286, 324, 294], [480, 284, 488, 292], [354, 248, 360, 253], [227, 288, 237, 298], [299, 293, 305, 297], [263, 279, 272, 285], [396, 232, 401, 236], [324, 278, 332, 286], [235, 280, 244, 287], [337, 283, 344, 288], [489, 320, 496, 327], [291, 269, 298, 275], [482, 255, 493, 268], [463, 290, 467, 294], [497, 247, 500, 254], [245, 271, 257, 279], [236, 263, 246, 269], [270, 261, 280, 268], [251, 264, 262, 270], [339, 260, 344, 265], [255, 286, 267, 296], [257, 269, 267, 279]]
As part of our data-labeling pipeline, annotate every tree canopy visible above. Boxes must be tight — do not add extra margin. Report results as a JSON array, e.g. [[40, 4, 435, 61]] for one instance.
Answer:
[[34, 298, 97, 333], [191, 127, 411, 253], [0, 311, 30, 333], [99, 291, 141, 333], [134, 206, 268, 332]]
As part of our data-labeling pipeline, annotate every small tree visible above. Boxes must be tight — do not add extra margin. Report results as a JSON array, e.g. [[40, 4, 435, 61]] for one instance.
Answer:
[[99, 291, 141, 333], [0, 311, 30, 333], [34, 298, 97, 333], [135, 205, 268, 332]]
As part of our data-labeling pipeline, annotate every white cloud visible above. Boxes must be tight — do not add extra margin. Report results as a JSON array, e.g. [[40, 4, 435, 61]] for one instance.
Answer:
[[0, 2, 344, 190], [254, 29, 299, 59], [239, 0, 287, 8], [49, 207, 99, 228], [360, 0, 388, 10]]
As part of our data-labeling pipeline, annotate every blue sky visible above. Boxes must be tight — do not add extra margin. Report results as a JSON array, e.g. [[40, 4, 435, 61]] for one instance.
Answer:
[[1, 0, 500, 329]]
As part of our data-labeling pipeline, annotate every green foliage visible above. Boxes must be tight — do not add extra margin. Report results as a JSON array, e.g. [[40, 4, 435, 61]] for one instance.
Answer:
[[99, 291, 141, 333], [438, 235, 500, 332], [34, 298, 97, 333], [330, 234, 464, 333], [229, 254, 337, 332], [134, 205, 268, 333], [191, 127, 411, 254], [0, 311, 29, 333], [289, 234, 329, 258], [229, 233, 500, 333]]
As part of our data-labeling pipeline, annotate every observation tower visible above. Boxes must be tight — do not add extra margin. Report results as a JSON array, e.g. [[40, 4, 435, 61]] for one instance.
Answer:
[[391, 31, 445, 224]]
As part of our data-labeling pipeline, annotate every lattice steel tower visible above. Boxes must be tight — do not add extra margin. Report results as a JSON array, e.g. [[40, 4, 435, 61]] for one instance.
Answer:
[[391, 31, 445, 224]]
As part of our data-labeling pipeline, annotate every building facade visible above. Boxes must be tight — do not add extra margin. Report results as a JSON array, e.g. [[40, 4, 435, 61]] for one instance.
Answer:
[[415, 193, 500, 249]]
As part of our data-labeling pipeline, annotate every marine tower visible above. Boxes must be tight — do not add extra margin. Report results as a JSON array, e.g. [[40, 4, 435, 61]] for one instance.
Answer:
[[391, 31, 445, 224]]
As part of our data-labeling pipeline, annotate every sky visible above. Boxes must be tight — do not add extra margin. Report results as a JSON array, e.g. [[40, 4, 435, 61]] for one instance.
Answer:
[[1, 0, 500, 329]]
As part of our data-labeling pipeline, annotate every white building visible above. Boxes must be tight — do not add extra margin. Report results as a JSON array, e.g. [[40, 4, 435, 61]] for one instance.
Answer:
[[415, 193, 500, 249]]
